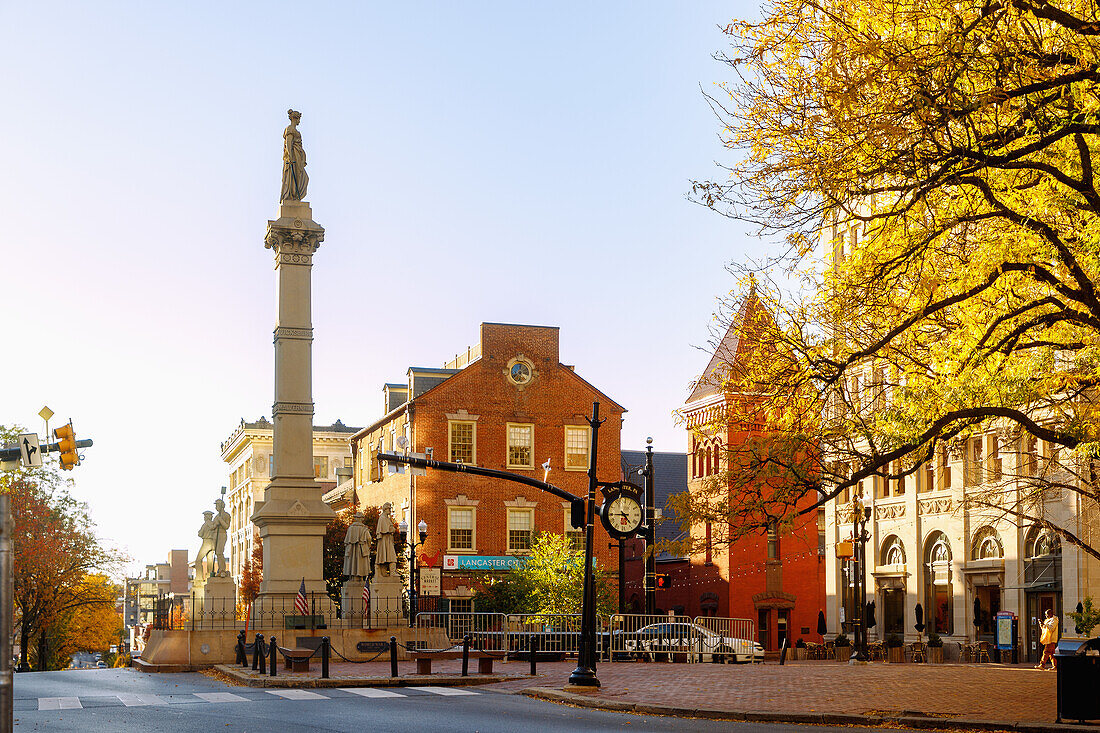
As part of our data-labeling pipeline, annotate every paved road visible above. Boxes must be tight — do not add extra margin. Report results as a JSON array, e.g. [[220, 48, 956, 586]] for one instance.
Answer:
[[15, 668, 923, 732]]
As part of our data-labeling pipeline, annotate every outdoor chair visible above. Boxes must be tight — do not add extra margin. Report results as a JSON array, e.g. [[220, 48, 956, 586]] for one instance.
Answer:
[[956, 641, 971, 663], [974, 641, 991, 663], [909, 642, 925, 663]]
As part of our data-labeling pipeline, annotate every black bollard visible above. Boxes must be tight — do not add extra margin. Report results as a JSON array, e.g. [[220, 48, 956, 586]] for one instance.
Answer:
[[269, 635, 277, 677], [253, 633, 263, 671], [236, 630, 246, 666], [779, 637, 788, 666], [389, 636, 398, 678], [258, 635, 267, 675], [461, 634, 471, 677], [321, 636, 330, 679], [529, 633, 538, 676]]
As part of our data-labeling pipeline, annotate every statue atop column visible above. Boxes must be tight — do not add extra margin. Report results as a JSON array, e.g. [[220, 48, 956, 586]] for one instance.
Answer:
[[374, 503, 398, 576], [280, 109, 309, 201], [343, 513, 372, 580]]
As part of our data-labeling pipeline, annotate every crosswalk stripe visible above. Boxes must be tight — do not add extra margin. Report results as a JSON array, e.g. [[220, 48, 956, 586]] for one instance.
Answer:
[[338, 687, 406, 698], [265, 689, 328, 700], [117, 693, 168, 706], [405, 686, 479, 696], [194, 692, 249, 703], [38, 697, 82, 710]]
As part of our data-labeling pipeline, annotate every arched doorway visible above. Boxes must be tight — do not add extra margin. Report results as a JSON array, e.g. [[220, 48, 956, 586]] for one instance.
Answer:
[[1024, 526, 1062, 662], [924, 532, 953, 636]]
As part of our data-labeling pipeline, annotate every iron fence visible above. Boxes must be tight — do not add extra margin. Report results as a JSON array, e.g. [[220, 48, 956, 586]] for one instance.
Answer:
[[413, 612, 507, 653], [506, 613, 583, 659], [151, 592, 400, 631]]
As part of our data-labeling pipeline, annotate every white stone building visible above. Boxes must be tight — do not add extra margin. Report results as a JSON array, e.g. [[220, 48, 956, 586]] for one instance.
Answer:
[[219, 417, 359, 584]]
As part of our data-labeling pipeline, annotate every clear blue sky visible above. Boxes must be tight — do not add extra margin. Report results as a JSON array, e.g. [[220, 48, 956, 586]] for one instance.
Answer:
[[2, 1, 770, 571]]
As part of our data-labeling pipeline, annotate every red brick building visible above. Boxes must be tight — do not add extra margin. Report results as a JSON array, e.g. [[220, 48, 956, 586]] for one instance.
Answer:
[[335, 322, 625, 612], [678, 292, 826, 650]]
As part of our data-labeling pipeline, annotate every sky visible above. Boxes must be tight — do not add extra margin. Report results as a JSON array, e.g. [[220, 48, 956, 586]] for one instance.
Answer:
[[2, 1, 772, 573]]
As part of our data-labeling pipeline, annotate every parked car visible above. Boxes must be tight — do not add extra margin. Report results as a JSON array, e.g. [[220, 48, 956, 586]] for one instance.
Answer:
[[95, 661, 107, 669], [625, 622, 764, 663]]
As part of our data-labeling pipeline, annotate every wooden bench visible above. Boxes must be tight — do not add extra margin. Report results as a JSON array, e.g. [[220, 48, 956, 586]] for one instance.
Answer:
[[412, 650, 495, 675], [282, 647, 314, 672]]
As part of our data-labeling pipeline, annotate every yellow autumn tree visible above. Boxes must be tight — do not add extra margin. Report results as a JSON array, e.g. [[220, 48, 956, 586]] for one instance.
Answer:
[[683, 0, 1100, 557]]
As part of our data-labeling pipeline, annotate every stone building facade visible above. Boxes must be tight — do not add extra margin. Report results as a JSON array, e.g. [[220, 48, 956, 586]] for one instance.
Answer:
[[340, 322, 625, 611], [220, 417, 359, 584]]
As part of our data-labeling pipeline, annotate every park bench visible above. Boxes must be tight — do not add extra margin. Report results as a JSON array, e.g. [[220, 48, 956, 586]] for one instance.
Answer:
[[411, 650, 495, 675]]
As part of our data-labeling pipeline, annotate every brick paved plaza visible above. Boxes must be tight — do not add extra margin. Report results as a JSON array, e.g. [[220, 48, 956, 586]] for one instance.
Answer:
[[225, 657, 1060, 725]]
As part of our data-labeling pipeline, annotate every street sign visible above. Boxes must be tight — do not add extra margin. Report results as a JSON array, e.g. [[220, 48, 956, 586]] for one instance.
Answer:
[[18, 434, 41, 467], [410, 452, 427, 477], [419, 567, 441, 596]]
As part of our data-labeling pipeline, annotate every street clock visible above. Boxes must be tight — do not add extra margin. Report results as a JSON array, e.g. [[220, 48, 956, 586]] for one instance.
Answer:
[[600, 486, 643, 540]]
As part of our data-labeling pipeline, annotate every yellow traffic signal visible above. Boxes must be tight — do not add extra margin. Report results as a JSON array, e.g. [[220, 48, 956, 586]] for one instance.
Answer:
[[54, 422, 79, 470]]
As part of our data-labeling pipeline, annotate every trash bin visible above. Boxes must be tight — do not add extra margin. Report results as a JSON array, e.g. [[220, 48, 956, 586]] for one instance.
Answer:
[[1056, 640, 1100, 723]]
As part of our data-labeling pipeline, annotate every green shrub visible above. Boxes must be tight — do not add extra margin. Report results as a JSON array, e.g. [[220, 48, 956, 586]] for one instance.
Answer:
[[795, 637, 806, 648], [886, 633, 903, 648], [926, 632, 943, 647], [834, 633, 850, 646]]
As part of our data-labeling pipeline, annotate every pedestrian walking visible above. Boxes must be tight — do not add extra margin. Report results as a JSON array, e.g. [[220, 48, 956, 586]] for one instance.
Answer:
[[1037, 609, 1059, 670]]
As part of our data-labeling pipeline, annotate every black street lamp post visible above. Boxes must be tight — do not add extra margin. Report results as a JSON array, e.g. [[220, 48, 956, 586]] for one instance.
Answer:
[[399, 519, 428, 628], [849, 496, 871, 663]]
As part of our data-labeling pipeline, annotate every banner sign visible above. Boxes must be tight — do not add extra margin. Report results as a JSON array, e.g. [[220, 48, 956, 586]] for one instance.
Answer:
[[442, 555, 525, 571]]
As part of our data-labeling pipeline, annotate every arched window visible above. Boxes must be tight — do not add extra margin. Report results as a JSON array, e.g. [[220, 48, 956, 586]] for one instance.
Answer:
[[924, 531, 953, 635], [695, 449, 705, 478], [881, 536, 905, 566], [713, 445, 721, 474], [705, 449, 712, 476], [971, 527, 1003, 561], [1025, 526, 1061, 558]]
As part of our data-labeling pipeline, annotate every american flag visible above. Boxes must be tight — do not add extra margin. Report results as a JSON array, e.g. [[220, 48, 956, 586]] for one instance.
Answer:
[[362, 583, 369, 611], [294, 579, 309, 616]]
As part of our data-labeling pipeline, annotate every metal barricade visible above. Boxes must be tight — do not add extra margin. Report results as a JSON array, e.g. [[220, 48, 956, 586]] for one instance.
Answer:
[[506, 614, 582, 660], [608, 614, 698, 662], [414, 612, 507, 653], [694, 616, 760, 664]]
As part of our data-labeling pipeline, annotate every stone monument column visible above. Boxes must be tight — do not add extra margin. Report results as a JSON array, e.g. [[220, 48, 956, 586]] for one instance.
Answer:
[[250, 110, 335, 610]]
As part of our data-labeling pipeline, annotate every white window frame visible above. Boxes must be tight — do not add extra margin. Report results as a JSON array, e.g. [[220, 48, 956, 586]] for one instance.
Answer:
[[448, 420, 477, 464], [506, 423, 535, 470], [564, 425, 590, 471], [507, 508, 534, 553], [447, 506, 477, 554]]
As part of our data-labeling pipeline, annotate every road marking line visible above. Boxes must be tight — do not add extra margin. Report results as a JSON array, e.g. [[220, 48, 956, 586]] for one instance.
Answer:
[[117, 693, 168, 706], [38, 697, 82, 710], [194, 692, 249, 703], [338, 688, 406, 698], [405, 686, 479, 696], [265, 689, 328, 700]]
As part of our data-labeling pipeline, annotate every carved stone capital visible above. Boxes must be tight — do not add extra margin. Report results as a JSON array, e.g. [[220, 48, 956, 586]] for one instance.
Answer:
[[265, 225, 324, 260]]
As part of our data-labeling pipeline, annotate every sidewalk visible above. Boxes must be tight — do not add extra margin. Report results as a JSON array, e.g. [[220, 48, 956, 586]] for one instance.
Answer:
[[215, 657, 1086, 731]]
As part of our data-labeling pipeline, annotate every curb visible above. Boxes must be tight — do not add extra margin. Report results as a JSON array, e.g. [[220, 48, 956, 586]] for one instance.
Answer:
[[214, 665, 525, 688], [520, 688, 1093, 732]]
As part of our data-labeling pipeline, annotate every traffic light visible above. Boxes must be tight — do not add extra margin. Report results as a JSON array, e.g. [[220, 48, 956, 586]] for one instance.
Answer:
[[54, 421, 80, 470], [655, 573, 671, 590], [570, 498, 586, 529]]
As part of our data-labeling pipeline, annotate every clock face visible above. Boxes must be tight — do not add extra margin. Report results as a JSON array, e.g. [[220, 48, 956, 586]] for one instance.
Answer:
[[509, 361, 532, 384], [601, 490, 643, 539], [609, 495, 643, 531]]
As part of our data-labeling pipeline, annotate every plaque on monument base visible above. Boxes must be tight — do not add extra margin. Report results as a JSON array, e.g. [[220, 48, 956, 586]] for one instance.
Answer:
[[370, 574, 405, 628], [341, 579, 368, 628]]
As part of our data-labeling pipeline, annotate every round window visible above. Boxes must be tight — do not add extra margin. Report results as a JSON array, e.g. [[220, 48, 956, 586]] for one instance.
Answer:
[[509, 361, 532, 385]]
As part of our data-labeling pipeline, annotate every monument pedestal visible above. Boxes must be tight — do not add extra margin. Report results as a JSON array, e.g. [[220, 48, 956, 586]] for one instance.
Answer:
[[370, 574, 406, 628], [341, 579, 368, 627], [193, 575, 236, 630]]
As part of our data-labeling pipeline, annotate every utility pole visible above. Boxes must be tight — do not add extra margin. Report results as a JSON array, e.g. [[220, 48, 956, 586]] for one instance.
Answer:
[[569, 402, 603, 687], [0, 496, 12, 733]]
